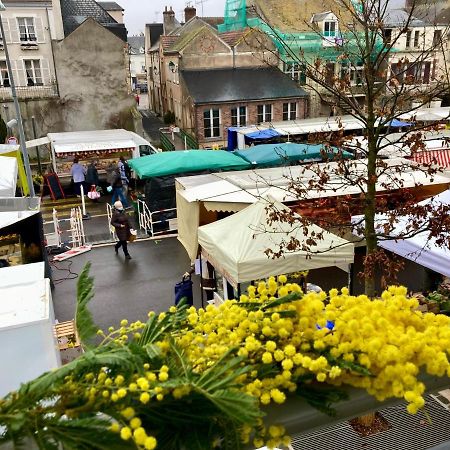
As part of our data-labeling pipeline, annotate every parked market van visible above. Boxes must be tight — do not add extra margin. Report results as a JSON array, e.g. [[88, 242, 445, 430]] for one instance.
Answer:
[[26, 129, 158, 185]]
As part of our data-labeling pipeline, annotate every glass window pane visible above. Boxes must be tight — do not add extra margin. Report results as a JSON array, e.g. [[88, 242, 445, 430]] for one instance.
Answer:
[[203, 110, 210, 120]]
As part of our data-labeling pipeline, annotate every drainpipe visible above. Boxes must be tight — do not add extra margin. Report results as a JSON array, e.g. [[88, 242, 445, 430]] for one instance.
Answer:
[[46, 7, 60, 96], [232, 45, 236, 69]]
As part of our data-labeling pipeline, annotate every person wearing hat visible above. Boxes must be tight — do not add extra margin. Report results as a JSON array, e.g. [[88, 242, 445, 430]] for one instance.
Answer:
[[110, 201, 132, 259]]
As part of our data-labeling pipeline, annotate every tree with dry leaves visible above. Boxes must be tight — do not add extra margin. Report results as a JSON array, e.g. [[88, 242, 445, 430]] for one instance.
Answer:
[[238, 0, 450, 296]]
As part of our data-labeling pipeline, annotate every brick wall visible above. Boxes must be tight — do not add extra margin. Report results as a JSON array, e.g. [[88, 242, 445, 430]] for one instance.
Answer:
[[194, 98, 308, 147]]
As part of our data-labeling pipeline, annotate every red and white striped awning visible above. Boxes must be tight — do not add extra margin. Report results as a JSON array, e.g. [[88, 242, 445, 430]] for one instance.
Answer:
[[411, 149, 450, 167]]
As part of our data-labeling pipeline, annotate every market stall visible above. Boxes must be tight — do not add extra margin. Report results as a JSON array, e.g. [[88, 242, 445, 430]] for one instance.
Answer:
[[0, 265, 60, 397], [366, 189, 450, 277], [0, 210, 46, 268], [235, 142, 352, 167], [0, 145, 28, 195], [197, 199, 354, 299], [0, 156, 18, 197]]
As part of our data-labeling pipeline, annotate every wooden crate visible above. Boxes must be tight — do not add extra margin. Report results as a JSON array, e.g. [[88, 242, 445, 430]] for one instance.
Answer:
[[54, 320, 83, 365], [54, 320, 81, 350]]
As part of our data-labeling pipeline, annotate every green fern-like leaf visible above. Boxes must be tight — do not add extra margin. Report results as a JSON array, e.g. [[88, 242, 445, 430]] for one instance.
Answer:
[[75, 263, 98, 348]]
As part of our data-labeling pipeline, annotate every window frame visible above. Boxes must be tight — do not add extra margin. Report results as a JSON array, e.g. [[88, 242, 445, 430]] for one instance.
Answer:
[[0, 61, 9, 87], [257, 104, 272, 123], [231, 106, 247, 127], [24, 59, 43, 86], [17, 17, 37, 42], [282, 102, 297, 121], [405, 30, 411, 48], [414, 30, 420, 48], [323, 20, 337, 38], [433, 29, 442, 47], [203, 108, 221, 138]]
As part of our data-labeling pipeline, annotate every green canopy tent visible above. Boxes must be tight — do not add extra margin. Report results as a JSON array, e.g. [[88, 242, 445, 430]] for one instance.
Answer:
[[128, 150, 251, 179], [235, 143, 353, 167]]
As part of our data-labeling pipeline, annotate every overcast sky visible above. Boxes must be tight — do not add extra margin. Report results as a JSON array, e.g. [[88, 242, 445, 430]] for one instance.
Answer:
[[119, 0, 226, 35]]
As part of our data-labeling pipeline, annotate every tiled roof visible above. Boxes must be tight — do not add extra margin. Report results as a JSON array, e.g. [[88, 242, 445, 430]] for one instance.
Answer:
[[97, 1, 123, 11], [60, 0, 127, 41], [200, 16, 224, 29], [250, 0, 353, 32], [219, 29, 247, 46], [181, 67, 308, 104]]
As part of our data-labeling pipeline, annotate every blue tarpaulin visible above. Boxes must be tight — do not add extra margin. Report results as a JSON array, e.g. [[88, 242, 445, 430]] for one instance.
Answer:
[[235, 143, 353, 167], [389, 119, 412, 127], [245, 129, 282, 140]]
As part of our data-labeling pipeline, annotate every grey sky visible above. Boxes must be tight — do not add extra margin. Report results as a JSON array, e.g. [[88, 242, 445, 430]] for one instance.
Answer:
[[119, 0, 226, 35]]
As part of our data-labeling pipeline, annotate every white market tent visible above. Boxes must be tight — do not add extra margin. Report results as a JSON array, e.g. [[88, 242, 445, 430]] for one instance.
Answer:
[[374, 189, 450, 277], [176, 158, 450, 261], [0, 156, 18, 197], [197, 199, 354, 286]]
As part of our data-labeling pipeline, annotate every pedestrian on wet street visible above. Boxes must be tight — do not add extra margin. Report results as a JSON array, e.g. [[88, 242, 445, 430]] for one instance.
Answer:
[[111, 201, 132, 259]]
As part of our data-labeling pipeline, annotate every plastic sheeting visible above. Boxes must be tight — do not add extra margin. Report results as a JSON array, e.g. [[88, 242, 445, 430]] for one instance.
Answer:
[[198, 199, 354, 285], [0, 156, 18, 197], [128, 150, 250, 179], [235, 143, 352, 167], [353, 190, 450, 277]]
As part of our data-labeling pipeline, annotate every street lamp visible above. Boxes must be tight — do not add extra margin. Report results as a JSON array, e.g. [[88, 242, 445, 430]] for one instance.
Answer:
[[0, 0, 35, 197]]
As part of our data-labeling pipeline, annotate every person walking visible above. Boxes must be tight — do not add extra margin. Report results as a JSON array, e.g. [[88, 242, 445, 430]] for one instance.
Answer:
[[70, 158, 86, 197], [86, 160, 99, 187], [118, 156, 130, 198], [110, 168, 129, 208], [111, 201, 132, 259]]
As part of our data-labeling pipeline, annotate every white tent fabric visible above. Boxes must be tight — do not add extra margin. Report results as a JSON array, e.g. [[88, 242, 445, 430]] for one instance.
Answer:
[[198, 199, 354, 285], [353, 190, 450, 277], [0, 156, 18, 197]]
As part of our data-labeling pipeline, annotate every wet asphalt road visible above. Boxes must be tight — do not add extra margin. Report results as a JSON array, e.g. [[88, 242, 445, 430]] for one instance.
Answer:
[[50, 237, 201, 332]]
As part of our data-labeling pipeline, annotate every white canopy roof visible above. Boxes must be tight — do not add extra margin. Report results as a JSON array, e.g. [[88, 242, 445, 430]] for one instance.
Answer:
[[178, 158, 450, 206], [198, 199, 354, 285], [237, 115, 365, 137], [0, 156, 18, 197], [398, 107, 450, 122], [47, 129, 143, 154], [374, 189, 450, 277]]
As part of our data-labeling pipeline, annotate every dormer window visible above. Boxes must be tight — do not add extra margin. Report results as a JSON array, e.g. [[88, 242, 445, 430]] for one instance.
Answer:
[[324, 20, 337, 38]]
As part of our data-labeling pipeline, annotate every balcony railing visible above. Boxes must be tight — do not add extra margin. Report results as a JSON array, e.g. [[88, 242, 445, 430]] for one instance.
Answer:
[[0, 83, 58, 100]]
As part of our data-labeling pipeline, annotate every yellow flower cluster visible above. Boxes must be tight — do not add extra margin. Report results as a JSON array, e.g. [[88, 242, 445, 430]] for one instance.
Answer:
[[174, 279, 450, 438], [68, 277, 450, 450]]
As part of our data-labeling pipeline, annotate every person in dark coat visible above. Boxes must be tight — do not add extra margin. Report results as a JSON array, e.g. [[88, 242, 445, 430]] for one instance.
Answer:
[[86, 161, 99, 187], [111, 201, 132, 259]]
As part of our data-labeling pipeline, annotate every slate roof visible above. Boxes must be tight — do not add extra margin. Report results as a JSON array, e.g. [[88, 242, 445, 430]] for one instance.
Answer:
[[97, 1, 123, 11], [145, 23, 164, 49], [181, 67, 308, 104], [128, 36, 144, 53], [384, 8, 425, 27], [60, 0, 127, 41]]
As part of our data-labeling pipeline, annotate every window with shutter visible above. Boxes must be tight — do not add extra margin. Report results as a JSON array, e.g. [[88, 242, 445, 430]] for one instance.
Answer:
[[0, 19, 11, 44], [40, 58, 50, 84], [24, 59, 42, 86], [0, 61, 10, 87], [8, 18, 20, 43], [17, 18, 36, 42], [34, 17, 45, 43]]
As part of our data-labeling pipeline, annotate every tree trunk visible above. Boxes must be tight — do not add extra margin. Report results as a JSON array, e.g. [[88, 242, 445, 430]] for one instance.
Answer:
[[357, 412, 376, 427]]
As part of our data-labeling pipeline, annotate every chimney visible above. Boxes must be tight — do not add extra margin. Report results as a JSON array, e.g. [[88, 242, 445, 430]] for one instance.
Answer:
[[184, 6, 196, 23], [163, 6, 176, 35]]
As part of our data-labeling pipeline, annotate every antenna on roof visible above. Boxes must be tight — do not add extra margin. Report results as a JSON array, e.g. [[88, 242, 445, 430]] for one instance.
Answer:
[[195, 0, 210, 17]]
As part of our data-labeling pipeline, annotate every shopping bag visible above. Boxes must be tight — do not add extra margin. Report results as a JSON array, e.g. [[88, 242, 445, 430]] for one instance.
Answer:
[[87, 185, 100, 200], [174, 275, 193, 306], [128, 229, 137, 242]]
